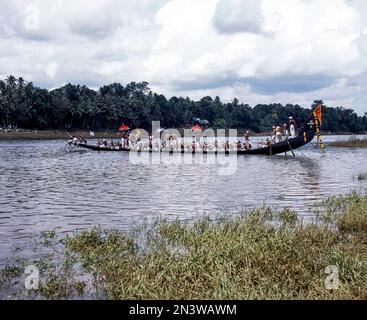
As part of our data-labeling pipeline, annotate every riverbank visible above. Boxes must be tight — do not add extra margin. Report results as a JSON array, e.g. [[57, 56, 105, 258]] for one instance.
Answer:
[[0, 130, 123, 140], [1, 193, 366, 300], [328, 138, 367, 148]]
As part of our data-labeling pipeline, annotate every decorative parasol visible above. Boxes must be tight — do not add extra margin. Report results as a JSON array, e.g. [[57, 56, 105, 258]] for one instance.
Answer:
[[191, 125, 202, 132], [119, 124, 130, 132]]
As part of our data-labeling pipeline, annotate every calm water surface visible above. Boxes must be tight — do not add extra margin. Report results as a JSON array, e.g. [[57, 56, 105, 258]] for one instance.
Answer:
[[0, 135, 366, 261]]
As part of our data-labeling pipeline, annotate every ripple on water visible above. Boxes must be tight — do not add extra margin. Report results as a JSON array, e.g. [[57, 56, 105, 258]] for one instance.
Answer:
[[0, 137, 367, 260]]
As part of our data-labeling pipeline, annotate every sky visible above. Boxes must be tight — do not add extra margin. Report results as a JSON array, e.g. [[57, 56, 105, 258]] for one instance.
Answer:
[[0, 0, 366, 114]]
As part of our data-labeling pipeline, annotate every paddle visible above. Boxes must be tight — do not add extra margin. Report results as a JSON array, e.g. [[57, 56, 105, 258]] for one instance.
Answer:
[[287, 138, 296, 157]]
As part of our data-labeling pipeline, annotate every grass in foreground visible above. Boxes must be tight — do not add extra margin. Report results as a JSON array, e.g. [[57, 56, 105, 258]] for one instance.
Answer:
[[329, 138, 367, 148], [1, 193, 367, 300]]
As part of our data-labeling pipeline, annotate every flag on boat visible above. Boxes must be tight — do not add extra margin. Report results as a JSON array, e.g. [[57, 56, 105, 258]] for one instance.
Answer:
[[314, 105, 322, 126], [119, 124, 130, 132], [313, 104, 324, 151]]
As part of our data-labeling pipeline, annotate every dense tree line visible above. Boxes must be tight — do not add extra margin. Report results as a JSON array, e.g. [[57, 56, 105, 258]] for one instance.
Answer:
[[0, 76, 366, 133]]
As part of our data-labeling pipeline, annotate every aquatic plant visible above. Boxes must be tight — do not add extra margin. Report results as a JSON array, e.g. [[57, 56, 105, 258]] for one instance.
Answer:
[[1, 194, 366, 300]]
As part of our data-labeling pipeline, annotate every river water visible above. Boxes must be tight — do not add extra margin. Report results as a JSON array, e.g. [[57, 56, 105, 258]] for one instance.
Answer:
[[0, 135, 366, 261]]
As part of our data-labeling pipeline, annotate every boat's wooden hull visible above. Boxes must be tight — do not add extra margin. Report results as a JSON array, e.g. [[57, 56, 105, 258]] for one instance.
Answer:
[[74, 127, 316, 156]]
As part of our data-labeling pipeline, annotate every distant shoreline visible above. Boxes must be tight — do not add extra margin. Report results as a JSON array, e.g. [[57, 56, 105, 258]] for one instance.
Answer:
[[0, 130, 365, 141], [328, 138, 367, 148], [0, 130, 122, 141]]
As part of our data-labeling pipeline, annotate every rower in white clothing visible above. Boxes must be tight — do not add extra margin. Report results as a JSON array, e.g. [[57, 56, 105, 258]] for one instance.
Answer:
[[274, 126, 282, 143], [289, 117, 296, 138]]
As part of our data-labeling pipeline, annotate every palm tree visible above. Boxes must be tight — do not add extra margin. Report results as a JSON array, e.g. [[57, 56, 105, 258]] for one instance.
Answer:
[[5, 75, 17, 89], [18, 77, 25, 88], [0, 80, 6, 94], [0, 80, 7, 126]]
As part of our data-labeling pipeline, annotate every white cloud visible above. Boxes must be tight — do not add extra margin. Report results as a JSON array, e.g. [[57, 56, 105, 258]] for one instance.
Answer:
[[45, 62, 58, 79], [213, 0, 264, 34], [259, 0, 363, 77], [0, 0, 366, 114]]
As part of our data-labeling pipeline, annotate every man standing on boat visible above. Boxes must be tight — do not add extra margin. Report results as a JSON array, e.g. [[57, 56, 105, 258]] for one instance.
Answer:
[[244, 131, 252, 149], [283, 124, 290, 139], [275, 126, 282, 143], [289, 117, 296, 138]]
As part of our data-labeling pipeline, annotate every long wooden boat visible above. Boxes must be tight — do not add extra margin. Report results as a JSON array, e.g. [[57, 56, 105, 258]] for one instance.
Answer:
[[73, 108, 321, 156]]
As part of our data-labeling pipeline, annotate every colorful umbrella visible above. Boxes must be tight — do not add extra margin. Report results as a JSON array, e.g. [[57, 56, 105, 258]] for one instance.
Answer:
[[191, 125, 202, 132], [119, 124, 130, 132]]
